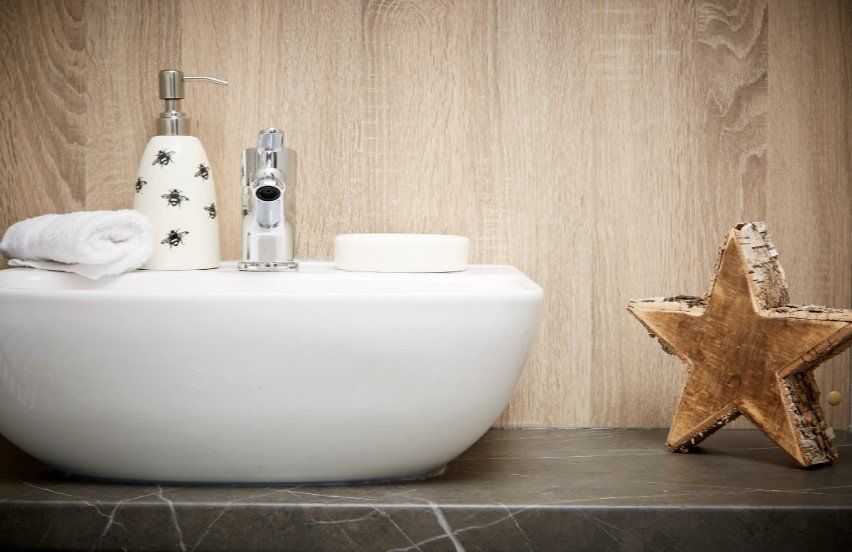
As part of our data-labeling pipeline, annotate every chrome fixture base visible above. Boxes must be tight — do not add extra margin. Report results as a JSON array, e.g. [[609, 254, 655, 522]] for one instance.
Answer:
[[240, 128, 298, 269], [238, 260, 299, 272]]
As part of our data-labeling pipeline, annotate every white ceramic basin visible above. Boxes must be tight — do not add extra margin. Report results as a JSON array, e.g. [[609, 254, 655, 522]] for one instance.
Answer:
[[0, 261, 542, 483]]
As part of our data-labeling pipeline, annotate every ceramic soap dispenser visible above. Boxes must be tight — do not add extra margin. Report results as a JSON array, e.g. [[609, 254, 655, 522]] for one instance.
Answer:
[[133, 69, 227, 270]]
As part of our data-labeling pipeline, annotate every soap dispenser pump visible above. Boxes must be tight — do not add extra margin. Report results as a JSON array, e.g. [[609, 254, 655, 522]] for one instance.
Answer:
[[133, 69, 227, 270]]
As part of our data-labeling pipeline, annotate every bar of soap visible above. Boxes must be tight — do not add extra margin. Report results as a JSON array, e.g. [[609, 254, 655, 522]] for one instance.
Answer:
[[333, 234, 469, 272]]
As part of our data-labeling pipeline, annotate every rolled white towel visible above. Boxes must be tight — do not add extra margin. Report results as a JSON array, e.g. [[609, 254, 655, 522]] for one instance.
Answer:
[[0, 210, 154, 279]]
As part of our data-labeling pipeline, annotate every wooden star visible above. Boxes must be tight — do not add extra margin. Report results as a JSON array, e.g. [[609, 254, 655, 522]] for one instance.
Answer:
[[628, 222, 851, 467]]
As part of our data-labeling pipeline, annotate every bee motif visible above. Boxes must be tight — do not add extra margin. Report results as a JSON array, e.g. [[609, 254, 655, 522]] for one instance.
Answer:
[[135, 177, 146, 193], [162, 229, 189, 248], [152, 150, 176, 167], [161, 188, 189, 208], [203, 202, 217, 219], [194, 164, 211, 180]]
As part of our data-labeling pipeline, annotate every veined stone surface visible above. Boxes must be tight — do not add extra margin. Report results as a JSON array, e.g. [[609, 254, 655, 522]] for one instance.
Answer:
[[0, 428, 850, 551]]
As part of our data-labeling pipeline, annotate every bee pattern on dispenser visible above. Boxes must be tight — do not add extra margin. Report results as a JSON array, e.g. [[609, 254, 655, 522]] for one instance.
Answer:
[[133, 70, 227, 270], [161, 189, 189, 208], [162, 229, 189, 248], [135, 177, 146, 193], [152, 150, 176, 167]]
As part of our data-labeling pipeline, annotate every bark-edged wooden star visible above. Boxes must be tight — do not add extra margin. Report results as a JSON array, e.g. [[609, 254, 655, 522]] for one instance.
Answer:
[[628, 222, 851, 467]]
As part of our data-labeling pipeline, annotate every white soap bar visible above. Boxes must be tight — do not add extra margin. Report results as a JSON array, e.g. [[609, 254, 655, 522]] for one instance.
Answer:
[[333, 234, 469, 273]]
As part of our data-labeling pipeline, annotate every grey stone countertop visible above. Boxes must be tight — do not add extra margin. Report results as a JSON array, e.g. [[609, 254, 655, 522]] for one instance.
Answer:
[[1, 428, 850, 551]]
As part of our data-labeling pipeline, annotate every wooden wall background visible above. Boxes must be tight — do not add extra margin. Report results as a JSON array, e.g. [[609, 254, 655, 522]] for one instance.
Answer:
[[0, 0, 849, 428]]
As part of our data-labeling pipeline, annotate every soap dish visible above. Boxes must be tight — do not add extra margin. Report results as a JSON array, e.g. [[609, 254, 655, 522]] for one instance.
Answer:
[[333, 234, 469, 273]]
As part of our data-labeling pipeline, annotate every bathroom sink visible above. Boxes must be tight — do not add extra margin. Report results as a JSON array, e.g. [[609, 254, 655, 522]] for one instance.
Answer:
[[0, 261, 542, 483]]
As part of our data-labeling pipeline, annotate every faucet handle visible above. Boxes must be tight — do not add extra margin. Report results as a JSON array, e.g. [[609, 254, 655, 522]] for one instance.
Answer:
[[258, 128, 284, 152]]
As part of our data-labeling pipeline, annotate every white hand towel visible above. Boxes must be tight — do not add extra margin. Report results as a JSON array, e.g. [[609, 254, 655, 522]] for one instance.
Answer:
[[0, 210, 154, 279]]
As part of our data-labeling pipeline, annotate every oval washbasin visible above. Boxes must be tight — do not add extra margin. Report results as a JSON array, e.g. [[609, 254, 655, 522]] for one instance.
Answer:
[[0, 261, 542, 483]]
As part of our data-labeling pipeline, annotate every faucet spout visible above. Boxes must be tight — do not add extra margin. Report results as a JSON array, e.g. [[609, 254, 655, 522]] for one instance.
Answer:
[[254, 178, 283, 228], [238, 129, 298, 271]]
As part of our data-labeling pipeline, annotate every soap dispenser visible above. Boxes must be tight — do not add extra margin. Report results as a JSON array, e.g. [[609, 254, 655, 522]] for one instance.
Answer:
[[133, 69, 227, 270]]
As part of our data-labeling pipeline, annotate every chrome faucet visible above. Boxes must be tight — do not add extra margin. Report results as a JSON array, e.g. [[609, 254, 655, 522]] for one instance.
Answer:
[[238, 128, 298, 271]]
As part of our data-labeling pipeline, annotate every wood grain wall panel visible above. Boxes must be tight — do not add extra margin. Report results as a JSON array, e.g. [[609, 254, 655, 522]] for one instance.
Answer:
[[846, 0, 852, 427], [767, 0, 850, 427], [696, 0, 768, 225], [358, 0, 507, 254], [587, 0, 708, 427], [846, 1, 851, 425], [0, 1, 20, 270], [488, 0, 597, 426], [0, 0, 848, 427], [84, 0, 182, 212], [0, 1, 86, 269]]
